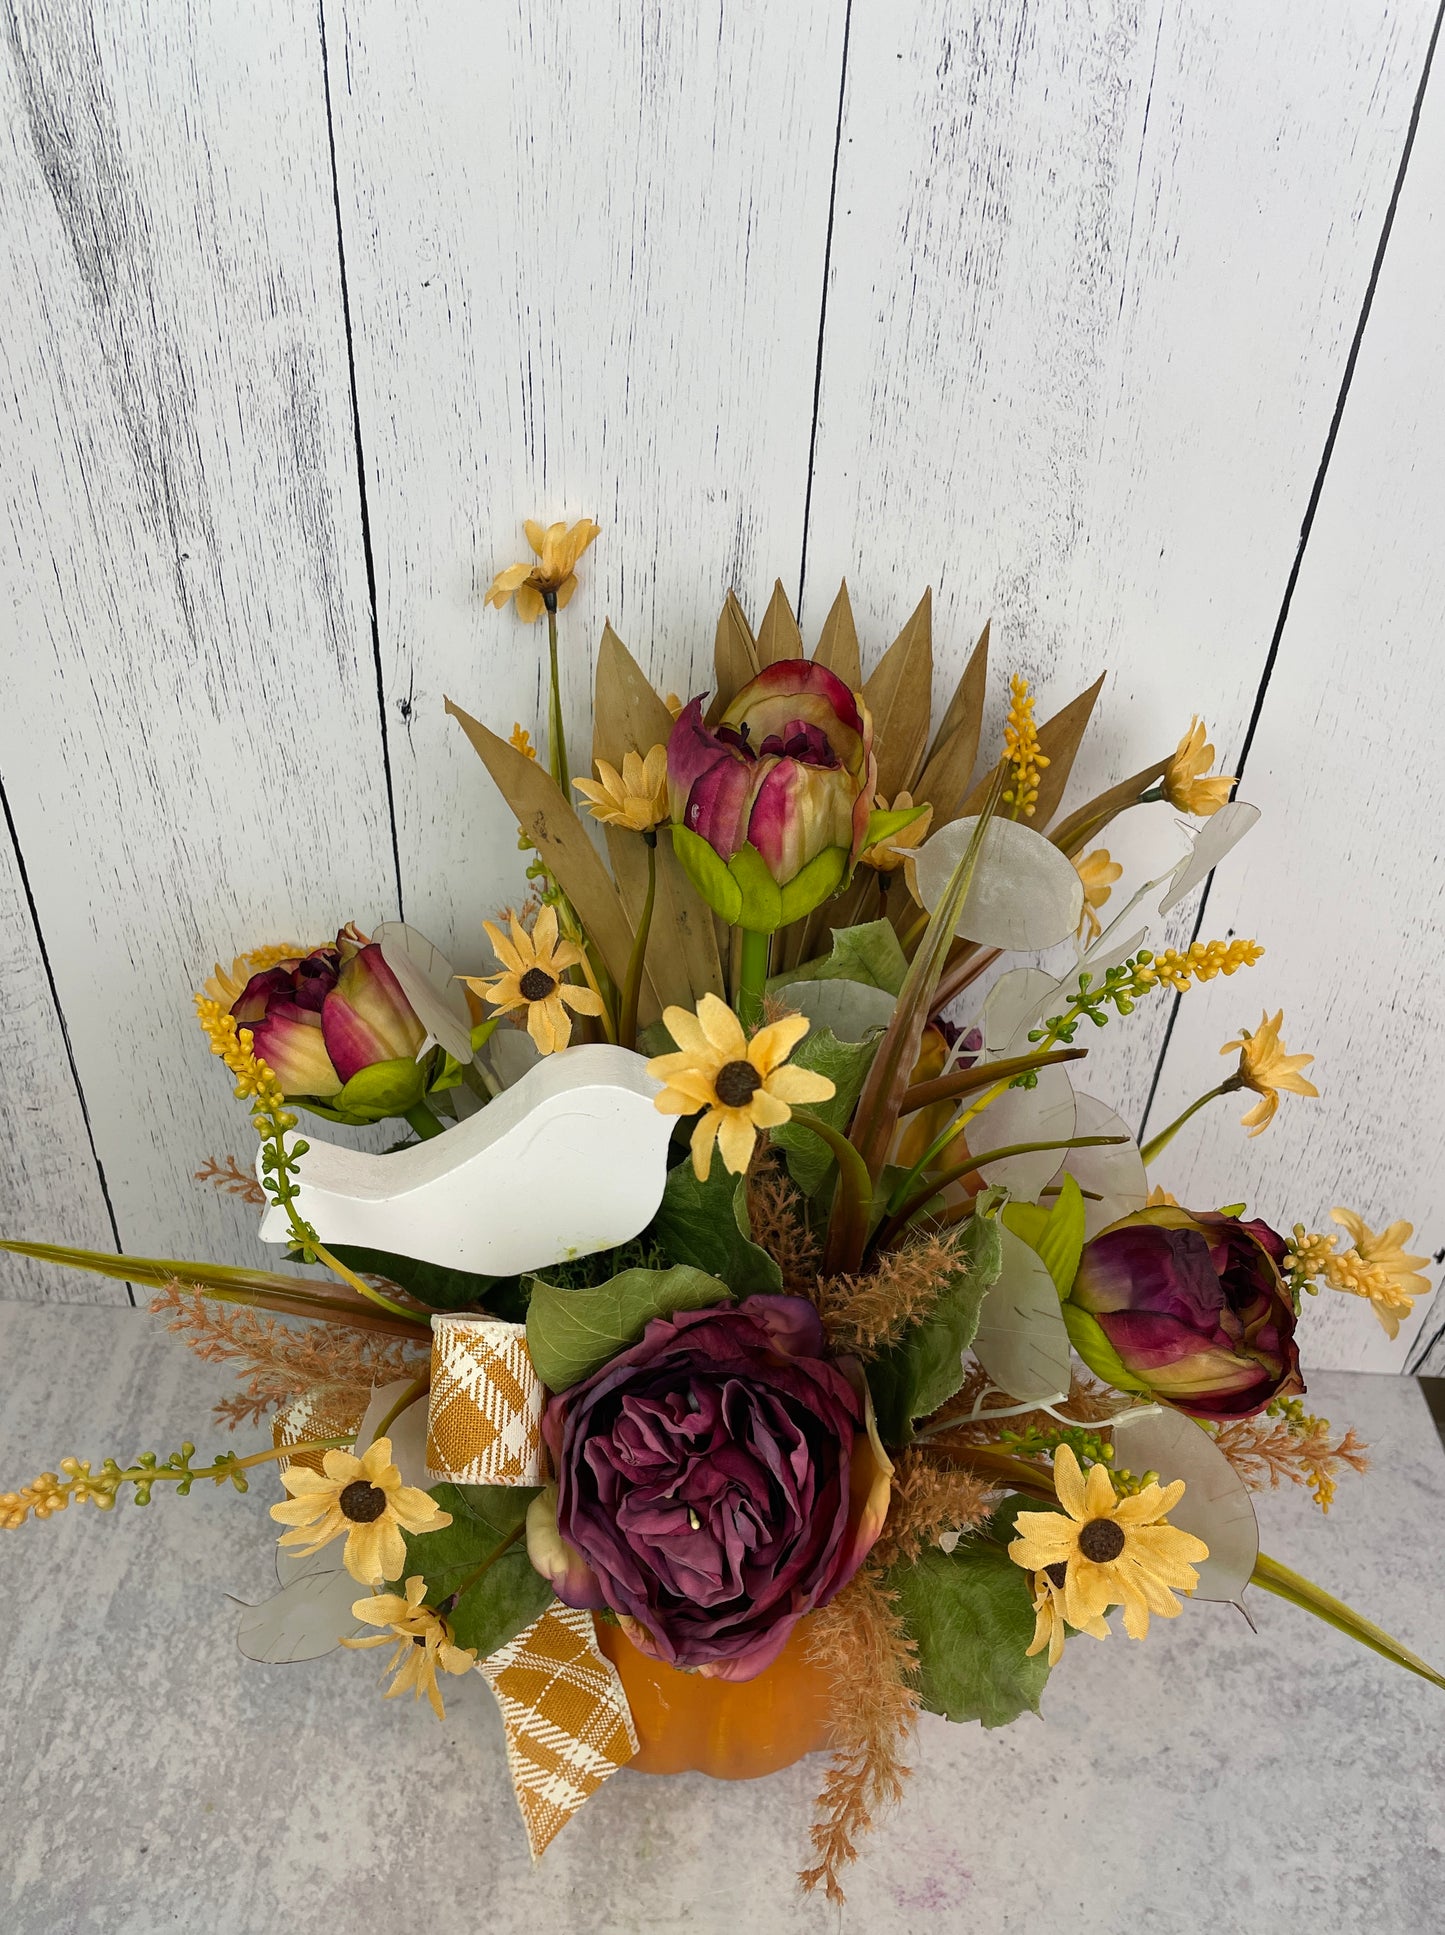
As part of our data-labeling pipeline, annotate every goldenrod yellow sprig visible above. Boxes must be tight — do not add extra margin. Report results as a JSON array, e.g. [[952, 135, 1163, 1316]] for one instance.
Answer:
[[1001, 673, 1048, 818], [1140, 938, 1264, 992], [1286, 1210, 1431, 1339], [193, 998, 416, 1320], [0, 1436, 354, 1531]]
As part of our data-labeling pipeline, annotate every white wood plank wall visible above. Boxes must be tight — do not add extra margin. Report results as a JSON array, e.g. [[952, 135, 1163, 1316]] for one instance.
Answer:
[[1, 0, 1441, 1372]]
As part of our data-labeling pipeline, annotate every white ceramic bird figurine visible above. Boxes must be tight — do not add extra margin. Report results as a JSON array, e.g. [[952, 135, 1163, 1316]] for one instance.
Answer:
[[257, 1043, 673, 1277]]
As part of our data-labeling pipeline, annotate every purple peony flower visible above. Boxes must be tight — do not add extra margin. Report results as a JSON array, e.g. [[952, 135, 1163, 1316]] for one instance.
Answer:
[[1066, 1205, 1304, 1421], [527, 1296, 892, 1682]]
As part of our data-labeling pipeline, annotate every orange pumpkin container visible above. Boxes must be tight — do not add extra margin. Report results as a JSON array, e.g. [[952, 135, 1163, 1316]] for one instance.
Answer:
[[595, 1614, 835, 1779]]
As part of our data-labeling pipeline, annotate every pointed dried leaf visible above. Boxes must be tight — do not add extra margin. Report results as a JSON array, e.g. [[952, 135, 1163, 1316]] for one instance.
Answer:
[[445, 698, 651, 1010], [1049, 755, 1170, 858], [593, 626, 723, 1005], [917, 622, 989, 819], [863, 589, 933, 798], [755, 578, 804, 667], [707, 589, 759, 724], [812, 580, 862, 688]]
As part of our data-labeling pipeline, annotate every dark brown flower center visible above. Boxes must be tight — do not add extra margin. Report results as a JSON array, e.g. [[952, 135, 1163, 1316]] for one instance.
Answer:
[[714, 1059, 762, 1107], [339, 1480, 388, 1524], [1078, 1517, 1126, 1563], [1045, 1561, 1069, 1588], [519, 966, 557, 1001]]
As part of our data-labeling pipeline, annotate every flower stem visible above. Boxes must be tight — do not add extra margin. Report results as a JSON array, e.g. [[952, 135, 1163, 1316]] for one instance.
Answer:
[[873, 1133, 1128, 1251], [404, 1102, 445, 1141], [619, 833, 658, 1049], [367, 1376, 430, 1446], [786, 1111, 875, 1261], [735, 928, 770, 1030], [545, 601, 570, 793], [1138, 1080, 1235, 1166], [443, 1519, 527, 1609], [1252, 1550, 1445, 1690]]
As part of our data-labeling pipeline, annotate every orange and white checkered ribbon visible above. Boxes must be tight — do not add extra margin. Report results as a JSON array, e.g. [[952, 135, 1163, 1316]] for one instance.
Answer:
[[477, 1603, 638, 1859], [425, 1315, 545, 1485], [271, 1385, 371, 1476]]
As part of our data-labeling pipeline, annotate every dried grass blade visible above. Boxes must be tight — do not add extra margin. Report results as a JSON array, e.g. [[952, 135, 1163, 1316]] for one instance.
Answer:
[[812, 580, 862, 688], [862, 589, 933, 798]]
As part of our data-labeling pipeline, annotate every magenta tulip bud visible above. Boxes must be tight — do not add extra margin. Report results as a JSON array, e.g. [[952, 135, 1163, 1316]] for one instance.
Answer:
[[229, 928, 425, 1104], [1067, 1205, 1303, 1421], [667, 661, 876, 892]]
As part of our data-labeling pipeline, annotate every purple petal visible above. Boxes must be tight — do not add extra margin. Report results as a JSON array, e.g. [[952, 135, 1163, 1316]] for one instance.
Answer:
[[320, 944, 425, 1082]]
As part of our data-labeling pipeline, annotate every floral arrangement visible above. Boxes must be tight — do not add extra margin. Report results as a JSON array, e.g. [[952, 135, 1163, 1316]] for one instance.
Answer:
[[5, 518, 1439, 1898]]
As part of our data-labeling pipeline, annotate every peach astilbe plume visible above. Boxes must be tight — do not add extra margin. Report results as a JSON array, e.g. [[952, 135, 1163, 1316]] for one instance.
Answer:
[[744, 1156, 820, 1297], [872, 1448, 994, 1569], [814, 1233, 963, 1356], [800, 1568, 921, 1905], [150, 1283, 427, 1429], [1211, 1406, 1369, 1514], [194, 1156, 266, 1205]]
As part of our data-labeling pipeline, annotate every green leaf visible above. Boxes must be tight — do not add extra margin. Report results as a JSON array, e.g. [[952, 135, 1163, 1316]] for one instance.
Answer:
[[401, 1483, 552, 1659], [526, 1264, 731, 1390], [771, 918, 909, 996], [862, 802, 928, 851], [670, 823, 743, 922], [770, 1028, 879, 1197], [1060, 1302, 1150, 1394], [889, 1533, 1049, 1728], [727, 842, 784, 931], [1001, 1173, 1086, 1298], [332, 1056, 427, 1123], [647, 1159, 783, 1295], [867, 1213, 1004, 1444], [326, 1243, 495, 1312], [776, 845, 848, 923]]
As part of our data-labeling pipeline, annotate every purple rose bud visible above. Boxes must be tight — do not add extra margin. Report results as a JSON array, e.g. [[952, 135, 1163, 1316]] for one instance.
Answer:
[[531, 1296, 892, 1682], [666, 661, 877, 888], [1068, 1205, 1304, 1421]]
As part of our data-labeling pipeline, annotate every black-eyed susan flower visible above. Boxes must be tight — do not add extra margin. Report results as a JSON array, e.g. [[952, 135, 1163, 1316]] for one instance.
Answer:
[[647, 993, 836, 1180], [1009, 1445, 1208, 1641], [573, 746, 669, 833], [1073, 846, 1123, 944], [485, 518, 601, 623], [1027, 1562, 1109, 1666], [342, 1576, 477, 1718], [1163, 717, 1236, 816], [269, 1436, 450, 1585], [1221, 1010, 1318, 1136], [463, 905, 605, 1056]]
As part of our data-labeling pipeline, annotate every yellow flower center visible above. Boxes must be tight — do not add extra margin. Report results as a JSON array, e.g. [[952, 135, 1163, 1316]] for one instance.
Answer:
[[1078, 1517, 1125, 1562], [519, 967, 558, 1001], [339, 1480, 388, 1523], [714, 1060, 762, 1108]]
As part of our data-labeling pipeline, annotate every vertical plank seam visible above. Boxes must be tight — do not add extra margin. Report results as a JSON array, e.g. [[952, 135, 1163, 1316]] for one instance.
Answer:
[[1136, 0, 1445, 1145], [317, 0, 405, 919], [796, 0, 855, 615], [0, 774, 132, 1303]]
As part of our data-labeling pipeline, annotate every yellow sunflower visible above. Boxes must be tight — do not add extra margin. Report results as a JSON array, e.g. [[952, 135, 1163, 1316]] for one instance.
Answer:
[[485, 518, 601, 623], [647, 993, 836, 1181], [1163, 717, 1236, 816], [1221, 1010, 1318, 1135], [1009, 1445, 1208, 1641], [342, 1576, 477, 1719], [463, 904, 605, 1055], [269, 1436, 451, 1586], [1073, 846, 1123, 945], [1027, 1562, 1110, 1666], [573, 746, 669, 833]]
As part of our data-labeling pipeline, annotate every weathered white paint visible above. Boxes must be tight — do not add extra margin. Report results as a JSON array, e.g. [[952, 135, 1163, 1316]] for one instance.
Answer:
[[323, 0, 849, 969], [0, 822, 122, 1301], [0, 0, 397, 1291], [803, 0, 1439, 1130], [1143, 38, 1445, 1374]]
